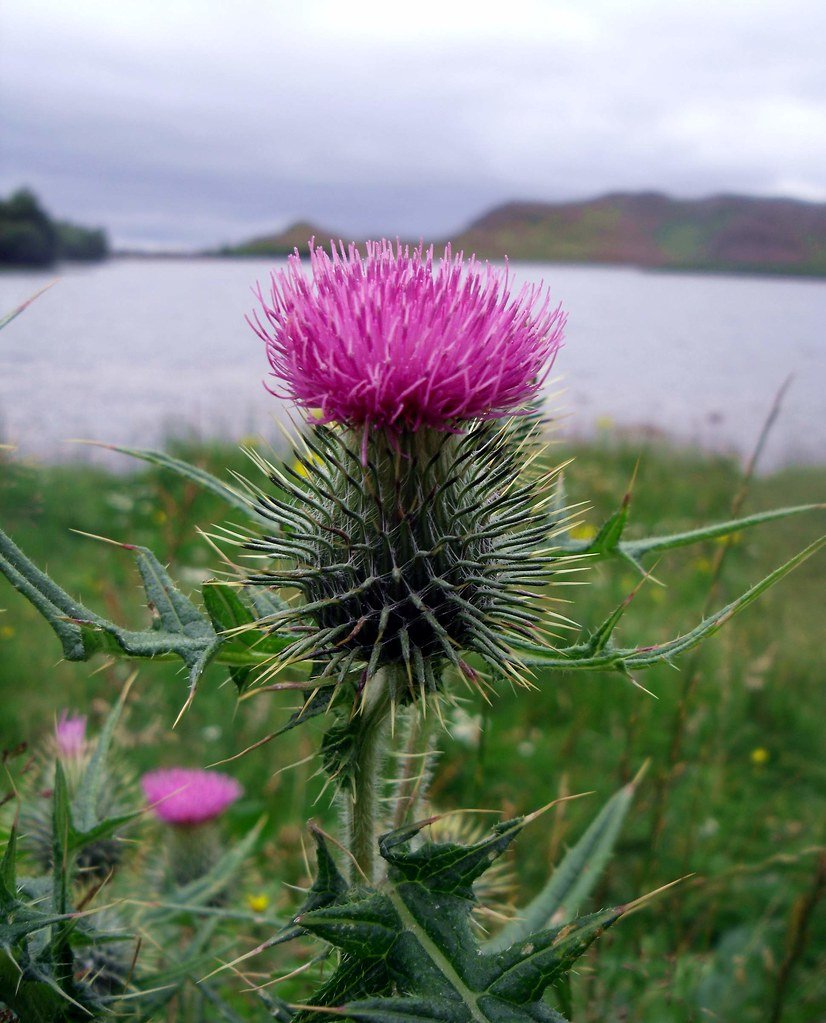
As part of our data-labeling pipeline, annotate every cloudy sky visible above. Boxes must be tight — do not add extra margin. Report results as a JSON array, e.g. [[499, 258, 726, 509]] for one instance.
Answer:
[[1, 0, 824, 248]]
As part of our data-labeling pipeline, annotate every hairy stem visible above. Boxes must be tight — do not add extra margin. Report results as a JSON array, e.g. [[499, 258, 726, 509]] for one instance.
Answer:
[[347, 667, 396, 884], [391, 706, 438, 831]]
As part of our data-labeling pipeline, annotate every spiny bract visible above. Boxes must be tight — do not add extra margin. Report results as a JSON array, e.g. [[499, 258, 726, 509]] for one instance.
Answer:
[[243, 415, 569, 697]]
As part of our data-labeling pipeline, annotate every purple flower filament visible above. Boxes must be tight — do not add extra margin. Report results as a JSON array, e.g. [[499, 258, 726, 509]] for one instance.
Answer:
[[249, 240, 565, 437], [55, 711, 87, 758], [141, 768, 242, 827]]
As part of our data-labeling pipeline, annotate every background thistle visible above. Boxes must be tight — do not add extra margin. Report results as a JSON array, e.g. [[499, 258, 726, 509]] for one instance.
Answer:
[[141, 767, 242, 887], [20, 710, 133, 885]]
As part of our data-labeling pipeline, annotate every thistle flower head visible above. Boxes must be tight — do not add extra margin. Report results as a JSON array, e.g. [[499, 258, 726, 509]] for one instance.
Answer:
[[55, 711, 87, 758], [249, 240, 564, 434], [240, 241, 571, 760], [141, 768, 242, 827]]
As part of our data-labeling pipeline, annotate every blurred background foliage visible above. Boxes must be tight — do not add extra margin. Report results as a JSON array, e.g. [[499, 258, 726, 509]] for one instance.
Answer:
[[0, 435, 824, 1022]]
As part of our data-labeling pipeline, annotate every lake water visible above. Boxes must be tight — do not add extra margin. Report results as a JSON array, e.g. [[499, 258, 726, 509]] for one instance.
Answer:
[[1, 258, 824, 470]]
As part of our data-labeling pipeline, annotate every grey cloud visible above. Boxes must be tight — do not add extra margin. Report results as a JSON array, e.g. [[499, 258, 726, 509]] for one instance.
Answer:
[[1, 0, 824, 247]]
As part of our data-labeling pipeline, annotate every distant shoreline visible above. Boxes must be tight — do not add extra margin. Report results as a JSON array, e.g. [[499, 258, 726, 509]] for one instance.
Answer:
[[213, 191, 826, 280], [1, 251, 823, 283], [104, 250, 826, 283], [6, 187, 824, 279]]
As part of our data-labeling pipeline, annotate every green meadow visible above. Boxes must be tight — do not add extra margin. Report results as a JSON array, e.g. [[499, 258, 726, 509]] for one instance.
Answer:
[[1, 436, 824, 1022]]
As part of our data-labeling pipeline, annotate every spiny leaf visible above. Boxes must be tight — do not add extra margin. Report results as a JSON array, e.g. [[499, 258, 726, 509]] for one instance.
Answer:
[[0, 524, 103, 661], [487, 772, 642, 952], [80, 442, 262, 519], [513, 536, 826, 673], [293, 814, 625, 1022], [266, 823, 349, 949], [561, 502, 822, 570], [0, 525, 292, 700]]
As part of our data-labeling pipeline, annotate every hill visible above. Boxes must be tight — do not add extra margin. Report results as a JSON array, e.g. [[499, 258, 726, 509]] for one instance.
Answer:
[[454, 192, 826, 275], [224, 192, 826, 276], [217, 220, 328, 258]]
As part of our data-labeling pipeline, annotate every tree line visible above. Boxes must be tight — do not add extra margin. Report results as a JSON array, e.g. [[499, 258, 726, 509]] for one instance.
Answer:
[[0, 188, 109, 267]]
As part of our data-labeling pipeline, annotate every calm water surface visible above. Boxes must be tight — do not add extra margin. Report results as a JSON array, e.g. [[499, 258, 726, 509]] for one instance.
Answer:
[[1, 258, 824, 469]]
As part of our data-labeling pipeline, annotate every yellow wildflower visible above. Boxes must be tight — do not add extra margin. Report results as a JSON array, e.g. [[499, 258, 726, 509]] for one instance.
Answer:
[[293, 451, 324, 479], [715, 532, 741, 545], [246, 893, 270, 913], [750, 747, 770, 766]]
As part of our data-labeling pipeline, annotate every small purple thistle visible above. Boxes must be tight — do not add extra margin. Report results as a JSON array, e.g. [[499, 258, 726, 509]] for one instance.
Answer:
[[141, 768, 242, 827], [55, 712, 87, 758], [249, 240, 565, 435]]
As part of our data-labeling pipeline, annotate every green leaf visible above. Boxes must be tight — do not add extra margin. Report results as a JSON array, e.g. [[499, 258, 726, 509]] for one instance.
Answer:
[[51, 762, 71, 917], [82, 442, 261, 518], [0, 282, 55, 332], [72, 681, 130, 835], [486, 772, 642, 952], [0, 526, 292, 703], [293, 814, 625, 1022], [203, 581, 258, 691], [561, 502, 822, 571], [513, 536, 826, 674], [1, 825, 17, 893], [203, 581, 292, 692]]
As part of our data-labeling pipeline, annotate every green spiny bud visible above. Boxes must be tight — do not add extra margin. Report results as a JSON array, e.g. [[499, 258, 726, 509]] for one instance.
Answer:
[[243, 415, 566, 699], [73, 907, 135, 999]]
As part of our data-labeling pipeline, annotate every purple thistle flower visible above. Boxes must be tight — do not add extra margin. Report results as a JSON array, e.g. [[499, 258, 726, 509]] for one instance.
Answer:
[[55, 712, 87, 758], [249, 240, 565, 435], [140, 768, 242, 827]]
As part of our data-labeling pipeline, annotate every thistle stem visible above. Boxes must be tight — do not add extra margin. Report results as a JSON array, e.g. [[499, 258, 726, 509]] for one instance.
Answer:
[[347, 667, 396, 884], [391, 706, 437, 831]]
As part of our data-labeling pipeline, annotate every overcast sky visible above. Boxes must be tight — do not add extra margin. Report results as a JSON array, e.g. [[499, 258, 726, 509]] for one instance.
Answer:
[[1, 0, 824, 248]]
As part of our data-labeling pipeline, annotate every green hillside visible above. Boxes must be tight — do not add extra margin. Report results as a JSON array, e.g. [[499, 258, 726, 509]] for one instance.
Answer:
[[225, 192, 826, 276], [219, 219, 328, 257], [456, 192, 826, 275]]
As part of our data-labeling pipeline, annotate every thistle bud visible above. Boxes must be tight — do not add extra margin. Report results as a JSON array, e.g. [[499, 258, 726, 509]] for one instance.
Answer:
[[22, 710, 131, 883]]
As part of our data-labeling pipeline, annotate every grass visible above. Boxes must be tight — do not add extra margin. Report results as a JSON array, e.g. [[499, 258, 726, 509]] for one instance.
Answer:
[[1, 436, 824, 1022]]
